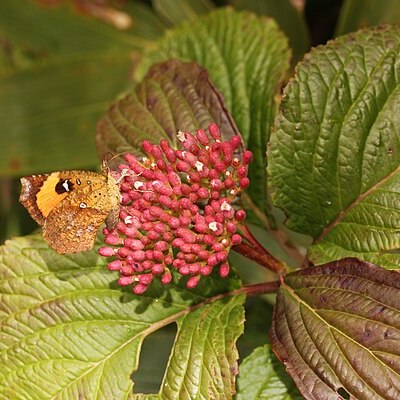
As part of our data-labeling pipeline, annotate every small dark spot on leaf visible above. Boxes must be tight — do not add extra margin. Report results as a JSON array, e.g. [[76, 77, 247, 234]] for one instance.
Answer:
[[363, 330, 371, 338], [388, 147, 393, 155], [337, 387, 350, 399], [377, 305, 386, 313], [319, 295, 327, 303], [384, 330, 392, 339]]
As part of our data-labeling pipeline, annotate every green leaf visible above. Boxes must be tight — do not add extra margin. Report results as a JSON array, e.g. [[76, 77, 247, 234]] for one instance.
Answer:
[[309, 171, 400, 267], [0, 235, 244, 400], [268, 25, 400, 267], [236, 345, 303, 400], [0, 0, 164, 76], [0, 0, 166, 176], [0, 54, 132, 177], [229, 0, 310, 64], [135, 7, 291, 212], [152, 0, 215, 26], [96, 59, 241, 157], [336, 0, 400, 37], [160, 295, 244, 399], [270, 258, 400, 400]]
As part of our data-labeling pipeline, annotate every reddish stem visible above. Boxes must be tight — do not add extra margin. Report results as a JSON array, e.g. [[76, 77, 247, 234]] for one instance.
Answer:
[[234, 223, 287, 276], [240, 281, 280, 296]]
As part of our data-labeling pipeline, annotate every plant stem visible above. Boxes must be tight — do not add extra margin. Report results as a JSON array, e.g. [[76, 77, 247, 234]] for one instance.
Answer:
[[233, 222, 287, 276], [241, 192, 304, 265], [240, 281, 280, 296], [233, 241, 286, 276]]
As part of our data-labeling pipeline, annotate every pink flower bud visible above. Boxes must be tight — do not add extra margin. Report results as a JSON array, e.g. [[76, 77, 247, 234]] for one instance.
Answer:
[[200, 265, 212, 275], [142, 140, 153, 153], [145, 250, 154, 260], [243, 150, 253, 164], [179, 215, 191, 226], [156, 159, 166, 170], [196, 128, 209, 145], [147, 229, 160, 240], [176, 160, 191, 172], [161, 272, 172, 284], [163, 232, 174, 242], [152, 250, 164, 261], [164, 255, 173, 265], [198, 250, 210, 260], [124, 239, 144, 251], [232, 234, 242, 245], [133, 283, 148, 294], [100, 123, 253, 294], [237, 166, 247, 178], [186, 275, 200, 289], [226, 222, 237, 234], [208, 123, 221, 139], [154, 241, 169, 251], [151, 145, 163, 159], [168, 171, 181, 186], [230, 136, 242, 148], [117, 247, 131, 258], [138, 273, 153, 285], [219, 263, 230, 278], [104, 234, 121, 245], [98, 247, 114, 257], [153, 223, 167, 233], [198, 187, 210, 199], [152, 264, 164, 275], [119, 276, 134, 286], [240, 177, 250, 189], [179, 265, 190, 275], [235, 209, 247, 221], [210, 179, 224, 190], [108, 260, 122, 271], [132, 250, 146, 262], [207, 254, 218, 267]]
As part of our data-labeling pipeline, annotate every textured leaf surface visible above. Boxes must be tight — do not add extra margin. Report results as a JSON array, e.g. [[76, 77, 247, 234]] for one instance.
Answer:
[[236, 345, 303, 400], [135, 7, 290, 211], [230, 0, 310, 63], [0, 0, 166, 176], [268, 25, 400, 267], [0, 236, 244, 400], [152, 0, 214, 25], [159, 295, 244, 399], [270, 258, 400, 400], [96, 59, 240, 157]]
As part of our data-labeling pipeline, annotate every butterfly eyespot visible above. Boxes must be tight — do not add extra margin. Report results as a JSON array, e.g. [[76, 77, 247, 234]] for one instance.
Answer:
[[19, 164, 120, 254], [55, 179, 73, 194]]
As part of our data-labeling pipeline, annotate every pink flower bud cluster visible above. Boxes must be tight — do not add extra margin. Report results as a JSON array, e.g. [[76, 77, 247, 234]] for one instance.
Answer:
[[99, 123, 253, 294]]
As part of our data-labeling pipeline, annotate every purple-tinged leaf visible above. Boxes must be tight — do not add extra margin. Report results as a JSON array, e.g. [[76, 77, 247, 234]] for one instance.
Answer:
[[96, 59, 240, 157], [271, 257, 400, 400]]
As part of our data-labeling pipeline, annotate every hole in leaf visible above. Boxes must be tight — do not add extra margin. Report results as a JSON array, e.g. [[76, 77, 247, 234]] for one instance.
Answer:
[[338, 387, 350, 399], [132, 323, 177, 394]]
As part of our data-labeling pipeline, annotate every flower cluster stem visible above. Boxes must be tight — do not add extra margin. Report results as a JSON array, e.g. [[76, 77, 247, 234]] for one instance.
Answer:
[[233, 223, 287, 276]]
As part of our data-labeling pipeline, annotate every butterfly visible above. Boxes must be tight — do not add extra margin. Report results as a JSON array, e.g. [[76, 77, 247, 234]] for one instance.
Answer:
[[19, 161, 120, 254]]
